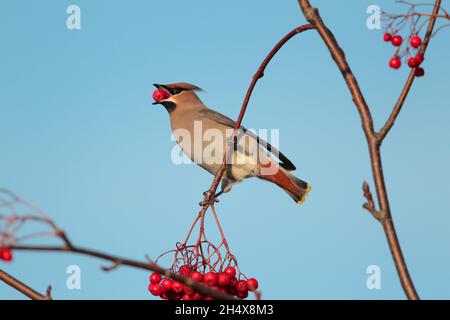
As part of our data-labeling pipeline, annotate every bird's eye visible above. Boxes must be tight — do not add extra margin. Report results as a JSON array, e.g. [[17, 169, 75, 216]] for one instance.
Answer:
[[169, 88, 183, 95]]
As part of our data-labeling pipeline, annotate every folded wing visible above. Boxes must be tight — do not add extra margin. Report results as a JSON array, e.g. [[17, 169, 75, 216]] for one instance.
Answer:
[[198, 108, 296, 171]]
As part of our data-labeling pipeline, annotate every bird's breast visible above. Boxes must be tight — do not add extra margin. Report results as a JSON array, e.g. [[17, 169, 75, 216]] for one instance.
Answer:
[[170, 118, 267, 181]]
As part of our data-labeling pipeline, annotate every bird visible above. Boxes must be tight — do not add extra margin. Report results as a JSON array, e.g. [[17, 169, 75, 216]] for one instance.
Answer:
[[152, 82, 311, 205]]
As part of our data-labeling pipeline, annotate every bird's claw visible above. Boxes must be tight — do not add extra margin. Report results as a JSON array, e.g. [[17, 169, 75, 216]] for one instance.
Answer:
[[198, 195, 220, 207]]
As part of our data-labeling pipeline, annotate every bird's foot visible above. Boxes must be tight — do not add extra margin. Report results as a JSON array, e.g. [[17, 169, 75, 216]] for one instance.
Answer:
[[199, 191, 220, 206]]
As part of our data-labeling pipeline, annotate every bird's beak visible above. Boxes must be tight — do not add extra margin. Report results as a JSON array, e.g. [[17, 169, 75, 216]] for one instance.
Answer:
[[152, 83, 171, 105]]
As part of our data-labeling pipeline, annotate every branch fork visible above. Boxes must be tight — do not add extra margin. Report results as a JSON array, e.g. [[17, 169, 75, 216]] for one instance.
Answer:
[[298, 0, 443, 300]]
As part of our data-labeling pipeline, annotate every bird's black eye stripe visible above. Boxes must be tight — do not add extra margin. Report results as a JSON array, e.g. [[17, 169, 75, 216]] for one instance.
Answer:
[[168, 88, 183, 95]]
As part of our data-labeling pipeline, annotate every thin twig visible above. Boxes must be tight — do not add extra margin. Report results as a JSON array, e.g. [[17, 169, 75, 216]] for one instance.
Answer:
[[0, 269, 51, 300], [362, 182, 381, 221]]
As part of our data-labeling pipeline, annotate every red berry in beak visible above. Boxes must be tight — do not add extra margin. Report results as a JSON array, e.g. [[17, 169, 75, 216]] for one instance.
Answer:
[[152, 88, 170, 103], [410, 35, 422, 48], [389, 56, 401, 69], [391, 35, 403, 47]]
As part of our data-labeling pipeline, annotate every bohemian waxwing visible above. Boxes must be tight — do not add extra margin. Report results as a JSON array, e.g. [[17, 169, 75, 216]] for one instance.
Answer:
[[152, 82, 311, 204]]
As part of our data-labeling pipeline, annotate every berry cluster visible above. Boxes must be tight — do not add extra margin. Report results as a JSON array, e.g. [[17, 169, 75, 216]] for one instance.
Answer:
[[0, 247, 13, 262], [384, 32, 425, 77], [148, 266, 259, 300]]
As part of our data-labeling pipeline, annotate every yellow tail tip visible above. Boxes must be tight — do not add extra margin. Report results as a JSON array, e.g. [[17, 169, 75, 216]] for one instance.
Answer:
[[297, 184, 311, 205]]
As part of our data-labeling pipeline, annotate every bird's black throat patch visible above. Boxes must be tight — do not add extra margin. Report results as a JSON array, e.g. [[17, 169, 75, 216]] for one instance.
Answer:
[[162, 101, 176, 113]]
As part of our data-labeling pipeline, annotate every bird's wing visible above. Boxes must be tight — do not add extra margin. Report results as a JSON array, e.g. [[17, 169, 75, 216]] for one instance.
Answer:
[[198, 108, 296, 171]]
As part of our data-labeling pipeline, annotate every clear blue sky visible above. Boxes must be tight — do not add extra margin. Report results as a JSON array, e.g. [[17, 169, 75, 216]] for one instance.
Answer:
[[1, 0, 449, 299]]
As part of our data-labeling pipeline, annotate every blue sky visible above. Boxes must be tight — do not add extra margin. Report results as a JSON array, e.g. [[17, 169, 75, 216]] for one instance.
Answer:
[[0, 0, 449, 299]]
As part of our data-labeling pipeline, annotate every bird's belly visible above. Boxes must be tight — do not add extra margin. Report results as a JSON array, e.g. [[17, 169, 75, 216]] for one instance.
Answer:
[[174, 127, 262, 181], [201, 150, 260, 183], [228, 152, 259, 181]]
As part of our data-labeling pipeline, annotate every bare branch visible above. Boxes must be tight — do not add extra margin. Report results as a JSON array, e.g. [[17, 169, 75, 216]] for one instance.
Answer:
[[0, 269, 51, 300], [295, 0, 443, 300], [0, 189, 235, 300], [11, 243, 236, 300]]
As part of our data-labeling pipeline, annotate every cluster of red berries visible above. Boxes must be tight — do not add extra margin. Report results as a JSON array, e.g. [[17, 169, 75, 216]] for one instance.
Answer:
[[383, 33, 425, 77], [148, 265, 259, 300], [0, 247, 13, 262]]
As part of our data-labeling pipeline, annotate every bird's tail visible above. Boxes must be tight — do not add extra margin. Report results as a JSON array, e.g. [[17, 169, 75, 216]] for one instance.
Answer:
[[259, 167, 311, 205]]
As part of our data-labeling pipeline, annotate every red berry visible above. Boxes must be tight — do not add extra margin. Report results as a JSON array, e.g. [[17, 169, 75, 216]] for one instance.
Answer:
[[415, 67, 425, 77], [227, 279, 238, 295], [410, 35, 422, 48], [183, 285, 194, 295], [152, 88, 170, 102], [247, 278, 259, 291], [0, 248, 13, 262], [172, 281, 184, 293], [192, 292, 203, 300], [217, 273, 230, 286], [228, 276, 238, 288], [149, 272, 162, 284], [182, 293, 191, 300], [169, 292, 181, 300], [391, 35, 403, 46], [223, 266, 236, 278], [383, 33, 392, 42], [203, 272, 217, 286], [415, 53, 424, 65], [389, 56, 401, 69], [161, 278, 173, 292], [160, 292, 169, 300], [190, 271, 203, 282], [148, 284, 163, 296], [407, 57, 418, 68], [228, 287, 237, 296], [179, 265, 191, 276], [236, 280, 248, 293], [204, 296, 214, 300], [237, 290, 249, 299]]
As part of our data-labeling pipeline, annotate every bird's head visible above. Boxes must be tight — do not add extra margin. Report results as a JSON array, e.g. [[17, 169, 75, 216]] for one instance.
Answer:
[[152, 82, 203, 112]]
